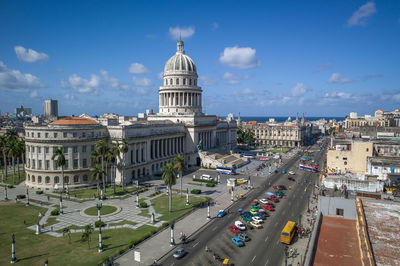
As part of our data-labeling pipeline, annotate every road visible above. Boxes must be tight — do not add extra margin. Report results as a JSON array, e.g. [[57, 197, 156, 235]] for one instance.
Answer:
[[160, 144, 326, 266]]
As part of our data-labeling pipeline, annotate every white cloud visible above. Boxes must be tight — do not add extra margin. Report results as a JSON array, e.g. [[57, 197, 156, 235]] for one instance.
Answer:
[[348, 2, 376, 26], [169, 26, 195, 40], [136, 87, 152, 95], [221, 72, 249, 84], [100, 70, 130, 91], [328, 73, 354, 84], [363, 74, 383, 80], [14, 46, 49, 63], [157, 72, 164, 80], [0, 61, 45, 92], [290, 83, 308, 97], [29, 90, 39, 98], [219, 46, 260, 69], [132, 76, 153, 87], [128, 63, 150, 74], [61, 74, 101, 95], [212, 22, 219, 30], [314, 62, 332, 72], [199, 76, 216, 86], [64, 93, 75, 101]]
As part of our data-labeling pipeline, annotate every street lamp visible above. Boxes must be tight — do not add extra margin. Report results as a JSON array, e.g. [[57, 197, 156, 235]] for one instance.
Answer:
[[98, 225, 103, 253], [59, 194, 63, 214], [11, 234, 16, 264], [170, 222, 175, 246], [186, 188, 189, 206], [207, 201, 211, 220], [96, 202, 102, 222], [136, 190, 139, 208], [5, 186, 8, 200]]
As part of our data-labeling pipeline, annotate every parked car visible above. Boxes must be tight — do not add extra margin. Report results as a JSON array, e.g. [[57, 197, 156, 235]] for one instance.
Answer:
[[264, 205, 275, 211], [259, 198, 268, 204], [216, 210, 227, 217], [238, 233, 250, 242], [250, 209, 258, 215], [278, 185, 287, 190], [255, 213, 266, 220], [250, 221, 263, 228], [173, 248, 186, 259], [273, 185, 283, 190], [235, 221, 246, 230], [275, 190, 285, 196], [241, 214, 252, 222], [252, 216, 263, 223], [232, 237, 245, 247], [228, 225, 241, 234], [243, 211, 253, 217], [251, 205, 260, 211]]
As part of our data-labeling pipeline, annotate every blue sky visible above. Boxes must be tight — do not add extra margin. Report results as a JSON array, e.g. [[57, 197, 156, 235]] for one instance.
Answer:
[[1, 0, 399, 117]]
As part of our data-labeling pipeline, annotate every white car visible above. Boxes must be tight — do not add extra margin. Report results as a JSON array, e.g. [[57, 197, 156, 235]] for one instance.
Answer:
[[235, 221, 246, 231], [259, 198, 268, 204], [289, 171, 295, 175], [252, 216, 263, 223]]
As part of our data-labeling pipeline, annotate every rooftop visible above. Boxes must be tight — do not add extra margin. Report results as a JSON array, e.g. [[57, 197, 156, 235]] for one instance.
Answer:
[[50, 117, 98, 126]]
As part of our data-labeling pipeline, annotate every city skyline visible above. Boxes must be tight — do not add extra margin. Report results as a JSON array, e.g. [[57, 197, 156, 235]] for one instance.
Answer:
[[1, 0, 400, 116]]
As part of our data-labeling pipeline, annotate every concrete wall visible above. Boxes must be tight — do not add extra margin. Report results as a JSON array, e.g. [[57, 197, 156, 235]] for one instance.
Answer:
[[318, 196, 356, 220]]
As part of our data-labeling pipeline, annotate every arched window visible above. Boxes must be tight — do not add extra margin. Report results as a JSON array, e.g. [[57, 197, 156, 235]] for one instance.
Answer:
[[83, 175, 88, 182], [74, 175, 79, 183], [45, 176, 50, 184], [38, 176, 42, 183], [54, 176, 59, 184], [28, 174, 30, 181], [170, 78, 172, 85], [32, 175, 36, 183], [189, 79, 192, 85], [176, 78, 179, 85], [64, 176, 69, 184], [183, 78, 186, 85]]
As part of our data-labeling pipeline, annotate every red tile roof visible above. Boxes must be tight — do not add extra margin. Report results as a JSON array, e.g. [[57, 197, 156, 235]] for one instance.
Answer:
[[50, 117, 98, 125]]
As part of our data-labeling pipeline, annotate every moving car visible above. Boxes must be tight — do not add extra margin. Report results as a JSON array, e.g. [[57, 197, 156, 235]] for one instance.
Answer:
[[173, 248, 186, 259], [282, 169, 287, 174], [228, 225, 241, 234], [238, 233, 250, 242], [250, 221, 263, 228], [237, 178, 247, 184], [200, 174, 214, 181], [259, 198, 268, 204], [216, 210, 227, 217], [288, 177, 295, 181], [235, 221, 246, 230], [289, 171, 295, 175], [232, 237, 245, 247]]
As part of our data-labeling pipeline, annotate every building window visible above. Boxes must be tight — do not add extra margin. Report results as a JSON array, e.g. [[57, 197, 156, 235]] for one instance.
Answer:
[[73, 146, 78, 153], [83, 175, 88, 182], [183, 78, 186, 85], [54, 132, 58, 138], [32, 175, 35, 182], [74, 175, 79, 183], [37, 147, 41, 153], [38, 160, 42, 169], [91, 145, 95, 151], [194, 79, 197, 86], [73, 159, 78, 169], [170, 78, 172, 85], [336, 208, 344, 216], [65, 160, 69, 169], [45, 176, 50, 184], [64, 176, 69, 184], [343, 157, 347, 160], [336, 156, 339, 159], [54, 176, 59, 184], [82, 132, 86, 137], [73, 132, 77, 138], [176, 78, 179, 85], [38, 176, 42, 183], [37, 133, 41, 138], [63, 132, 67, 138], [82, 145, 86, 152], [344, 161, 347, 165], [63, 146, 68, 153], [82, 159, 87, 168], [45, 147, 49, 153], [28, 174, 30, 181], [45, 133, 49, 138], [366, 148, 369, 152], [189, 79, 192, 85], [45, 160, 50, 170]]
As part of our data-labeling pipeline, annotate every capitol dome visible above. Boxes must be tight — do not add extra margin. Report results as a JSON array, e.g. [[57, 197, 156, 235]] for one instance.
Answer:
[[164, 40, 197, 76]]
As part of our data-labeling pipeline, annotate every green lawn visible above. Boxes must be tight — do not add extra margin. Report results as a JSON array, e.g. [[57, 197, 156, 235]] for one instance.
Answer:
[[70, 185, 145, 199], [84, 205, 117, 216], [138, 208, 151, 218], [151, 195, 208, 222], [43, 217, 59, 227], [1, 170, 26, 185], [188, 182, 203, 186], [0, 202, 156, 265], [109, 220, 137, 226]]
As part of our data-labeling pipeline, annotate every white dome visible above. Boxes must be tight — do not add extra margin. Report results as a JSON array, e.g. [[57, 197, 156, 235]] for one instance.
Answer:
[[164, 40, 197, 75]]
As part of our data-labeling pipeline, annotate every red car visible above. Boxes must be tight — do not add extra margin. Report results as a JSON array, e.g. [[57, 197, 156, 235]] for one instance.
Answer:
[[265, 202, 275, 208], [228, 225, 241, 234], [264, 205, 275, 211], [273, 185, 283, 190]]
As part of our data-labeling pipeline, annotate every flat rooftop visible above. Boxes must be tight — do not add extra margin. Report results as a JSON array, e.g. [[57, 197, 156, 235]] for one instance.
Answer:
[[363, 200, 400, 265], [313, 216, 362, 266]]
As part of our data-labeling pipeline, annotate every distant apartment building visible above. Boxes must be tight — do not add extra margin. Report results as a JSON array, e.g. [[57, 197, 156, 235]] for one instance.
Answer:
[[44, 99, 58, 120], [14, 105, 32, 118], [344, 109, 397, 129]]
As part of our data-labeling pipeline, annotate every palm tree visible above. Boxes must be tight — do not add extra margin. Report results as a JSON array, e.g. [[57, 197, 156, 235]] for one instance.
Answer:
[[62, 227, 71, 244], [173, 154, 186, 197], [15, 139, 25, 182], [116, 139, 129, 191], [90, 164, 104, 197], [5, 139, 17, 185], [81, 224, 93, 249], [52, 147, 66, 192], [162, 163, 177, 212], [0, 135, 7, 183], [105, 145, 118, 194], [96, 140, 109, 192]]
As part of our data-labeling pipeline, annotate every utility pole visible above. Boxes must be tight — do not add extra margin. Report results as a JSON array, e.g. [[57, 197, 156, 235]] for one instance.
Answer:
[[59, 194, 63, 214], [11, 234, 16, 264]]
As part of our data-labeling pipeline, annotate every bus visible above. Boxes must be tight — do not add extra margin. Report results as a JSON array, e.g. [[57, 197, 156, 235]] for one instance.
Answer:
[[216, 167, 236, 175], [299, 164, 317, 172], [280, 221, 296, 244], [242, 153, 255, 159]]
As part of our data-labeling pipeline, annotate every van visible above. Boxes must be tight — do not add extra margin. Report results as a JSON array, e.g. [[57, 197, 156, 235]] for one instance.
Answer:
[[201, 174, 213, 181]]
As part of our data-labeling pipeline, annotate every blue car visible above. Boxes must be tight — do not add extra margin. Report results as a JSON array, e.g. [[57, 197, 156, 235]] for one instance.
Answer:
[[232, 237, 245, 247], [243, 211, 253, 217], [216, 210, 227, 217], [255, 213, 266, 220]]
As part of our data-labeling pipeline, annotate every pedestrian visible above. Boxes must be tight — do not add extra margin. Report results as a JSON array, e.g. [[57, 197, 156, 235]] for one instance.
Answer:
[[24, 220, 26, 225]]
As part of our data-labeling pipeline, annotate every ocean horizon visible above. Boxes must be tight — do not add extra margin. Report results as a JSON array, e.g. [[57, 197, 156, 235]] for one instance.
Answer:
[[221, 116, 344, 123]]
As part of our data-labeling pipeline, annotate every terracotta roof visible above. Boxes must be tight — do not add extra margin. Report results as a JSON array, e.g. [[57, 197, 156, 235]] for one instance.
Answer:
[[50, 117, 98, 125]]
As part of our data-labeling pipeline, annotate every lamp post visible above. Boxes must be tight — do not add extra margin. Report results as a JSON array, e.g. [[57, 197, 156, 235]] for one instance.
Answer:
[[26, 188, 30, 206], [59, 194, 63, 215], [231, 189, 234, 202], [98, 225, 103, 253], [11, 234, 16, 264], [5, 186, 8, 200], [207, 201, 211, 220], [170, 222, 175, 246], [96, 202, 102, 222], [136, 190, 139, 208], [45, 259, 48, 266], [186, 188, 189, 205]]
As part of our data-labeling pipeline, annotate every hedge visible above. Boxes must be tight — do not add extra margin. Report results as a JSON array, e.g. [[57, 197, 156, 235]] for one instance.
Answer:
[[191, 189, 201, 194], [51, 209, 60, 216], [36, 190, 44, 195], [206, 183, 215, 187], [95, 221, 105, 228], [139, 201, 148, 208], [16, 194, 26, 199]]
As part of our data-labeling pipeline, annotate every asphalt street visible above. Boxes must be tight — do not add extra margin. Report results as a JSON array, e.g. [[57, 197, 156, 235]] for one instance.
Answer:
[[160, 144, 326, 266]]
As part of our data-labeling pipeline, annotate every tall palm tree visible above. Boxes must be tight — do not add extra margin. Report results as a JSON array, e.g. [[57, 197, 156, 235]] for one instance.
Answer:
[[15, 139, 25, 182], [52, 147, 66, 192], [81, 224, 93, 249], [162, 163, 177, 212], [173, 154, 186, 197], [116, 139, 129, 191], [96, 140, 109, 193], [5, 140, 17, 185], [62, 227, 71, 244], [105, 145, 118, 194], [90, 164, 104, 197], [0, 135, 7, 183]]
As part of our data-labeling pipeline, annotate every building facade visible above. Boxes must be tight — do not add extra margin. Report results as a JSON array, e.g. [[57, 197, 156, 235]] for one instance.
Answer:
[[44, 99, 58, 120], [24, 41, 237, 190]]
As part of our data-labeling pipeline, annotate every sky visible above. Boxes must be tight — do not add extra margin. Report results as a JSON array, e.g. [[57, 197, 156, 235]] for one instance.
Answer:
[[0, 0, 400, 117]]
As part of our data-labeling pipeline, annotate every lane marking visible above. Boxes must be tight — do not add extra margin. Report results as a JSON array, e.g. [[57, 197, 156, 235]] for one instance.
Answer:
[[212, 226, 217, 231], [275, 222, 278, 226], [170, 263, 174, 266], [192, 242, 199, 248], [265, 236, 269, 242], [251, 255, 257, 263], [265, 258, 270, 266]]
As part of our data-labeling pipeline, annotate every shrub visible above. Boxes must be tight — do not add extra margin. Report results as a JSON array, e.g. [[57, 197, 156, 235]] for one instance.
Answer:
[[36, 190, 44, 195], [162, 222, 169, 228], [191, 189, 201, 194], [95, 221, 105, 228], [139, 201, 148, 208], [51, 209, 60, 216], [16, 194, 26, 199], [8, 185, 14, 189], [206, 183, 215, 187]]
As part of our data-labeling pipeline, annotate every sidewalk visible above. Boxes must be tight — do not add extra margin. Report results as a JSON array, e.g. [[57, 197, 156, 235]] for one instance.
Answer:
[[115, 185, 250, 265]]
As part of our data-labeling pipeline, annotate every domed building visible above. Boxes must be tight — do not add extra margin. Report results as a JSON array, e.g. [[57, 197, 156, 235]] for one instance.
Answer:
[[24, 40, 237, 190]]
